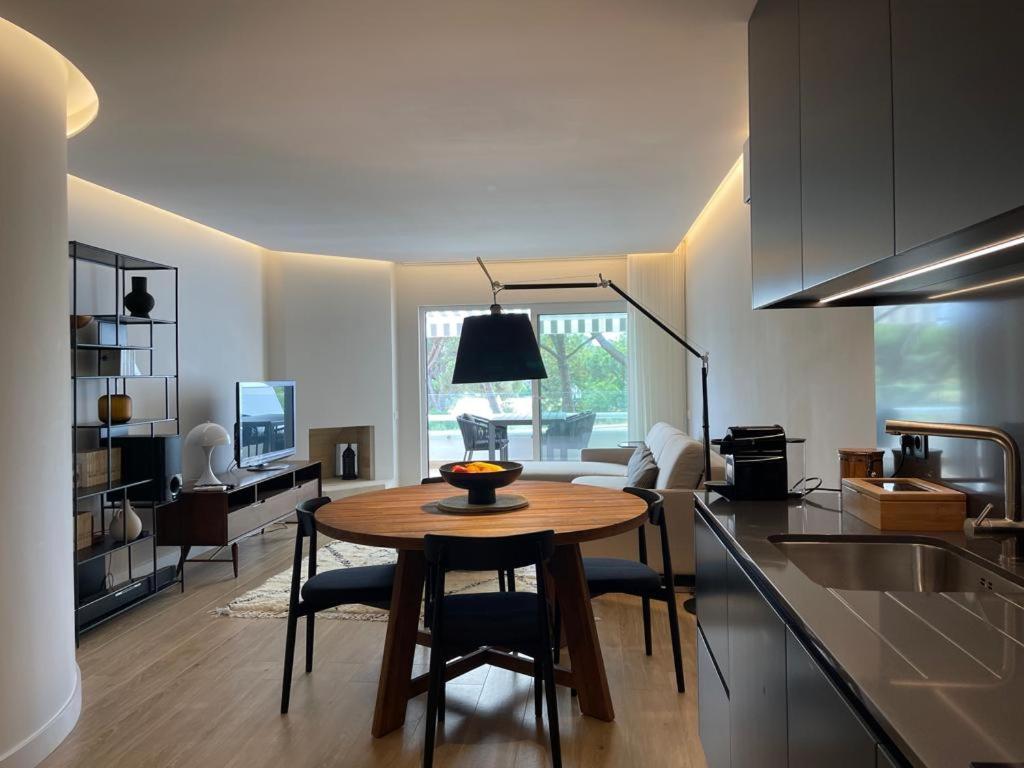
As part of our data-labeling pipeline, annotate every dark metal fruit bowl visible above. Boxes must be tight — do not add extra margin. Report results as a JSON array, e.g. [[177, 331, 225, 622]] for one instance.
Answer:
[[438, 461, 523, 505]]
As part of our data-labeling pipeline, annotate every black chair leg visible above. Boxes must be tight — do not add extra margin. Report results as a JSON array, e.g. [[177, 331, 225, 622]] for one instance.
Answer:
[[281, 610, 299, 714], [507, 568, 516, 592], [542, 652, 562, 768], [533, 656, 543, 718], [305, 613, 315, 673], [665, 590, 686, 693], [423, 649, 445, 768], [498, 569, 507, 592], [438, 677, 446, 723], [642, 596, 653, 657], [552, 604, 561, 664]]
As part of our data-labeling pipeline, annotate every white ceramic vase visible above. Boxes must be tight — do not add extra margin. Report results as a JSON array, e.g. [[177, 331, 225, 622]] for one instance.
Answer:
[[110, 498, 143, 541]]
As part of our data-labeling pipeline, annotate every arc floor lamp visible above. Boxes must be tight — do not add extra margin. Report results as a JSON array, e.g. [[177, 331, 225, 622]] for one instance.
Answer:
[[452, 257, 712, 485]]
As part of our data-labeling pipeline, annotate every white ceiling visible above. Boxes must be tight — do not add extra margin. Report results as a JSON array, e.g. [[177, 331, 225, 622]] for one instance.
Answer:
[[2, 0, 753, 262]]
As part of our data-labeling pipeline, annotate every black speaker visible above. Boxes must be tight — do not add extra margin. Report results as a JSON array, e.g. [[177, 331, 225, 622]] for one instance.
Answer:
[[112, 435, 182, 503]]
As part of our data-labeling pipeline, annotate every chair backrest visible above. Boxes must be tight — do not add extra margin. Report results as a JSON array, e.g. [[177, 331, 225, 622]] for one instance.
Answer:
[[296, 496, 332, 537], [568, 411, 596, 445], [456, 414, 486, 449], [624, 486, 665, 526], [425, 530, 555, 573], [624, 486, 675, 584], [289, 496, 333, 608], [421, 476, 444, 484]]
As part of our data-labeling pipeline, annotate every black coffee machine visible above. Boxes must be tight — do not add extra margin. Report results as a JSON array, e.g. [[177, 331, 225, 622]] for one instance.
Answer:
[[708, 425, 789, 501]]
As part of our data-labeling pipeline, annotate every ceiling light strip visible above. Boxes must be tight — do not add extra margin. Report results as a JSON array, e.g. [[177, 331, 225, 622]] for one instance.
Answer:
[[928, 272, 1024, 301], [818, 233, 1024, 304]]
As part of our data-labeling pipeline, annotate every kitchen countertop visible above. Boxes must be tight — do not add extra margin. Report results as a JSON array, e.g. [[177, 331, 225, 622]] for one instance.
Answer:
[[696, 489, 1024, 768]]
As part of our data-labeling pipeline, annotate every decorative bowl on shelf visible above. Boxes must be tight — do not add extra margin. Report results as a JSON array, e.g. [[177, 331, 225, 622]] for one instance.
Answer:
[[438, 461, 524, 506]]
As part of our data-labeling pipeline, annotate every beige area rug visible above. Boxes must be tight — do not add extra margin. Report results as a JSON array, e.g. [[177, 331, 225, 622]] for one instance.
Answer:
[[215, 540, 536, 621]]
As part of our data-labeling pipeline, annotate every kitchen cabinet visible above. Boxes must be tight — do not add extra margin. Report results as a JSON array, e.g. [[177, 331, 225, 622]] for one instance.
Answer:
[[748, 0, 802, 308], [799, 0, 894, 287], [786, 629, 877, 767], [697, 628, 731, 768], [876, 745, 900, 767], [748, 0, 1024, 306], [727, 553, 788, 768], [695, 511, 730, 682], [891, 0, 1024, 253]]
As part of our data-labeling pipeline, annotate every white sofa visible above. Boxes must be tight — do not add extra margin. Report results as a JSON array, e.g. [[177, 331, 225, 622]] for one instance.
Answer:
[[519, 423, 725, 576]]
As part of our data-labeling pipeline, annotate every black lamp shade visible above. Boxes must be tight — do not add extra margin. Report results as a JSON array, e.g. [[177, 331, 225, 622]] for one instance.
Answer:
[[452, 311, 548, 384]]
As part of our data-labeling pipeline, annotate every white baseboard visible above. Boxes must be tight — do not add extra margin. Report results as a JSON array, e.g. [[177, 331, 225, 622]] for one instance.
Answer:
[[0, 665, 81, 768]]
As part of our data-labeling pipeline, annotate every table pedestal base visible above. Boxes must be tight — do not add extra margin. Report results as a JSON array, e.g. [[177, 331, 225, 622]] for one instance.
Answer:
[[370, 544, 615, 738]]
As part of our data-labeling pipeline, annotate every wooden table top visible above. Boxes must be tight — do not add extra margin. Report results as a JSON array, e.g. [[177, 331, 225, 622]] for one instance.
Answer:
[[315, 480, 648, 550]]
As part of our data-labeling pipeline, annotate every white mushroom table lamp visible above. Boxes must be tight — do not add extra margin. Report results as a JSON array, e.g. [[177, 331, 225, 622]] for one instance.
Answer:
[[186, 421, 232, 491]]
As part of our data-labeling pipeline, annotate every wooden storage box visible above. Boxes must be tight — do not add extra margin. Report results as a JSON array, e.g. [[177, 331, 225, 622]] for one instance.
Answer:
[[75, 448, 122, 488], [841, 476, 966, 531], [75, 511, 95, 550]]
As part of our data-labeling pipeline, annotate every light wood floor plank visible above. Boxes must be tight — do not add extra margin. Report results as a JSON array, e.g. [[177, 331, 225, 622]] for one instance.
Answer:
[[47, 526, 708, 768]]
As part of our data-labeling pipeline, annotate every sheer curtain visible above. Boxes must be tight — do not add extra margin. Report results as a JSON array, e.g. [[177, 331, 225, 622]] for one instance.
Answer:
[[626, 248, 688, 440]]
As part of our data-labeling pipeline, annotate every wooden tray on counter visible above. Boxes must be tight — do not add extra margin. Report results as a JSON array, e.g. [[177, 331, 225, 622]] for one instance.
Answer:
[[841, 476, 966, 531]]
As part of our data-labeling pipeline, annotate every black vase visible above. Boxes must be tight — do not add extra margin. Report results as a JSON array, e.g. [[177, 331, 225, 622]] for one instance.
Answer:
[[341, 444, 357, 480], [123, 276, 155, 318]]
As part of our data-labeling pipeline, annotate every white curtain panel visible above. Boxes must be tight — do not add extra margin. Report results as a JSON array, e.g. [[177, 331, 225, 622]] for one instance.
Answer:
[[626, 249, 688, 440]]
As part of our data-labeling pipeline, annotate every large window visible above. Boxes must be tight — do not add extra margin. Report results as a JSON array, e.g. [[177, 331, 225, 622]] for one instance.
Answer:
[[421, 304, 627, 474]]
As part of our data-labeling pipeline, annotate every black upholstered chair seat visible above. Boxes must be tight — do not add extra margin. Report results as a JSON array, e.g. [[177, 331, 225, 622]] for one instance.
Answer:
[[300, 563, 396, 611], [583, 556, 662, 597], [439, 592, 543, 653]]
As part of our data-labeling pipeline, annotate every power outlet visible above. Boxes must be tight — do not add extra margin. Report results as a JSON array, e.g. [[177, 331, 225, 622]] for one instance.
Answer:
[[901, 433, 929, 459]]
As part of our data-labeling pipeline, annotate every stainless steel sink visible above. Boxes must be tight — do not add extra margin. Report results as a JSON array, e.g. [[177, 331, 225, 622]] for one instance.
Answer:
[[769, 535, 1024, 593]]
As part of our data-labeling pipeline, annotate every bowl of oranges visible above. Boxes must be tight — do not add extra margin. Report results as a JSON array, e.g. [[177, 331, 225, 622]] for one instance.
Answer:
[[438, 460, 523, 505]]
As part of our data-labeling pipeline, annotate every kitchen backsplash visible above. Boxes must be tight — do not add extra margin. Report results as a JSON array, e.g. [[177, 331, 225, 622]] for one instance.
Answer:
[[874, 296, 1024, 516]]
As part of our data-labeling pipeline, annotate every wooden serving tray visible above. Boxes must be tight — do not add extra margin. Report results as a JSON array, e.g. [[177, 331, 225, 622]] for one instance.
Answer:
[[841, 476, 966, 531]]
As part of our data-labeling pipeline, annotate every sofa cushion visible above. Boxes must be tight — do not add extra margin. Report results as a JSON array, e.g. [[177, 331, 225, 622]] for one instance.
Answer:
[[572, 475, 628, 490], [655, 434, 706, 490], [519, 460, 627, 483], [645, 422, 678, 461], [626, 445, 659, 488]]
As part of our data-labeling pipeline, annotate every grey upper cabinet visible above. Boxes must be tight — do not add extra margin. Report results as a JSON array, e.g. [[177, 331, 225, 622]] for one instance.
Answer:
[[786, 630, 877, 767], [799, 0, 894, 287], [748, 0, 803, 308], [727, 554, 788, 768], [891, 0, 1024, 254]]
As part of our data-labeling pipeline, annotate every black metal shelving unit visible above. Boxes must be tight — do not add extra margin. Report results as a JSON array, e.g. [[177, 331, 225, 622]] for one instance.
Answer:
[[70, 241, 181, 639]]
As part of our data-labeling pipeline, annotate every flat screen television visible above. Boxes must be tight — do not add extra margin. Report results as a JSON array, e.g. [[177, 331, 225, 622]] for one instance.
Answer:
[[235, 381, 296, 469]]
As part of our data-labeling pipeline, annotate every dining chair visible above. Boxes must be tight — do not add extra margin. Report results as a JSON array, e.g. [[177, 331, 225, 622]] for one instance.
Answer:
[[542, 411, 596, 459], [280, 496, 396, 714], [420, 476, 514, 627], [422, 530, 561, 768], [555, 487, 685, 693], [456, 413, 508, 461]]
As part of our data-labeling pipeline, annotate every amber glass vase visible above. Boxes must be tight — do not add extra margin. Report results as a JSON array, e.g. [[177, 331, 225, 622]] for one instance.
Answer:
[[97, 394, 133, 424]]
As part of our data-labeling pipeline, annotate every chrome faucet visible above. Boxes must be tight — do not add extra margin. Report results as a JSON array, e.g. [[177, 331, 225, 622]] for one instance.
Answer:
[[884, 419, 1024, 560]]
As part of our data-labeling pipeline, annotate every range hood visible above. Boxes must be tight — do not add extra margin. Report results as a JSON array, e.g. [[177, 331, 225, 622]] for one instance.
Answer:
[[772, 205, 1024, 307]]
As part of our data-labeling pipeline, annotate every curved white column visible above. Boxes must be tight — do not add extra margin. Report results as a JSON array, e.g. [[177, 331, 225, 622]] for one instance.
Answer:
[[0, 17, 90, 768]]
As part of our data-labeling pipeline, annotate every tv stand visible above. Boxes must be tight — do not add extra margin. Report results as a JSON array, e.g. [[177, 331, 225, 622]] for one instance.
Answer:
[[244, 463, 291, 472], [156, 460, 321, 578]]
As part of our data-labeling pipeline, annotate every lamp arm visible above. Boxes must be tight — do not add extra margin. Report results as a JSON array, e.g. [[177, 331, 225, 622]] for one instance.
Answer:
[[478, 255, 712, 482]]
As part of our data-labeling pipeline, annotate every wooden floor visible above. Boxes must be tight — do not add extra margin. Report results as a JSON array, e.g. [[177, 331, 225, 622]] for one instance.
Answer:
[[48, 526, 709, 768]]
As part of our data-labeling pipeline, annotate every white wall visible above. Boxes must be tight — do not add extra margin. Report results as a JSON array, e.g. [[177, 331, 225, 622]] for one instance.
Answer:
[[263, 250, 396, 480], [0, 18, 80, 768], [393, 257, 627, 486], [684, 160, 876, 486], [68, 177, 267, 479]]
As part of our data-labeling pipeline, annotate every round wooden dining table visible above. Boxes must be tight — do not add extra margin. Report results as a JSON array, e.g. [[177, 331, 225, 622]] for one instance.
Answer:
[[315, 480, 648, 738]]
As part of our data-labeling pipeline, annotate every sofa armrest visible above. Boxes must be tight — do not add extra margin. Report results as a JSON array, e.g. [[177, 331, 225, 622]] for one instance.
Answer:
[[579, 447, 634, 464]]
